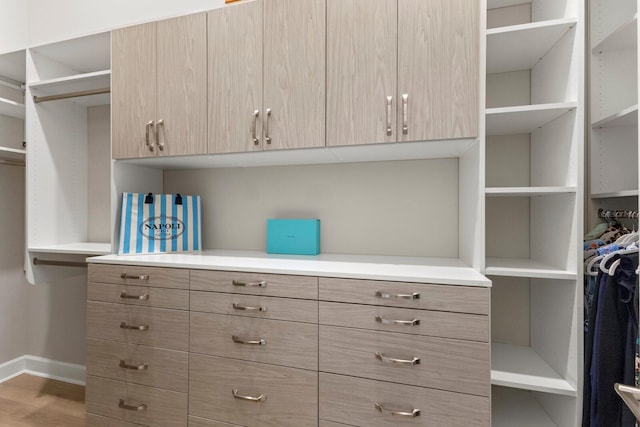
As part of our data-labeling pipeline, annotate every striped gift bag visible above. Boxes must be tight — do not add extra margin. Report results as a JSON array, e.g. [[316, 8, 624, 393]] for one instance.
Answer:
[[118, 193, 202, 255]]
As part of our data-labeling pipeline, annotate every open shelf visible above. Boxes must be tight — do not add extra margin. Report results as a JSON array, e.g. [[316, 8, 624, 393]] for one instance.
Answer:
[[487, 18, 578, 74], [486, 186, 577, 197], [486, 257, 577, 280], [592, 14, 637, 53], [592, 104, 638, 128], [0, 97, 25, 119], [28, 242, 112, 255], [491, 343, 577, 396], [591, 189, 639, 199], [0, 146, 25, 161], [29, 70, 111, 106], [492, 387, 558, 427], [486, 103, 577, 135], [487, 0, 530, 9]]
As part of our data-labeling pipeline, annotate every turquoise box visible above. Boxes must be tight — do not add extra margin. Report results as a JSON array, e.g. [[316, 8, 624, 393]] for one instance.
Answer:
[[266, 219, 321, 255]]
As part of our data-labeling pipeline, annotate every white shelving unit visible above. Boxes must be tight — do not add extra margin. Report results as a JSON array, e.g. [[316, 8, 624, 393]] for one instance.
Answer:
[[0, 97, 24, 120], [0, 50, 26, 160], [486, 103, 577, 135], [485, 186, 577, 196]]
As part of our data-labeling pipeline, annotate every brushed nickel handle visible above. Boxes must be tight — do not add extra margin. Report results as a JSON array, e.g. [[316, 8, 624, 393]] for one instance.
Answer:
[[402, 94, 408, 135], [145, 120, 154, 151], [375, 352, 420, 366], [119, 399, 147, 411], [233, 303, 268, 312], [374, 402, 420, 418], [375, 291, 420, 300], [120, 292, 149, 300], [120, 273, 150, 281], [119, 360, 149, 371], [232, 335, 266, 346], [264, 108, 272, 144], [386, 96, 393, 136], [120, 322, 149, 331], [155, 119, 164, 151], [232, 280, 267, 288], [375, 315, 420, 326], [252, 110, 260, 145], [232, 389, 266, 402]]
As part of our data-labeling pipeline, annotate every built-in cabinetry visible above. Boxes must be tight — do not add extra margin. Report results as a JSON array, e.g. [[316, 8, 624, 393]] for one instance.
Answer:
[[485, 0, 584, 426], [0, 49, 25, 165]]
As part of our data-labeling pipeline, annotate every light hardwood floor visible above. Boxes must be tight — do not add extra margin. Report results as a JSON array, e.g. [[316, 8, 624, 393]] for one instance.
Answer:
[[0, 374, 85, 426]]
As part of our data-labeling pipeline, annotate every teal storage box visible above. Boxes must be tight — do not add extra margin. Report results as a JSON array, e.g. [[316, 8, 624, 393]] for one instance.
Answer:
[[266, 219, 320, 255]]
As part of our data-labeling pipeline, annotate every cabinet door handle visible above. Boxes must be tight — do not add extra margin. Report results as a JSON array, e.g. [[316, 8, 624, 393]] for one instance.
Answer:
[[375, 291, 420, 300], [119, 360, 149, 371], [120, 322, 149, 331], [375, 352, 420, 366], [264, 108, 272, 144], [233, 303, 268, 312], [386, 96, 393, 136], [232, 389, 267, 402], [402, 94, 408, 135], [375, 315, 420, 326], [145, 120, 155, 151], [374, 402, 420, 418], [119, 399, 147, 411], [155, 119, 164, 151], [252, 110, 260, 145], [120, 292, 149, 300], [232, 335, 266, 346], [232, 280, 267, 288], [120, 273, 150, 281]]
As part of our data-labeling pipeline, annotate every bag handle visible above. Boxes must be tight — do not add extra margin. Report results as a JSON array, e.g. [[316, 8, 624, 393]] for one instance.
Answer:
[[143, 193, 183, 205]]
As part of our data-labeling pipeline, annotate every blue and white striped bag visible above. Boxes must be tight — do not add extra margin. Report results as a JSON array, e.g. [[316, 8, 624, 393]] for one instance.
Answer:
[[118, 193, 202, 255]]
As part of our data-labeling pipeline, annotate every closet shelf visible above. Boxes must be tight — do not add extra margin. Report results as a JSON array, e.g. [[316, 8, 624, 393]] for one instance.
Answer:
[[592, 105, 638, 128], [487, 18, 577, 74], [28, 70, 111, 106], [486, 102, 577, 136], [0, 146, 25, 161], [492, 387, 558, 427], [487, 0, 530, 9], [591, 190, 639, 199], [485, 258, 577, 280], [28, 242, 112, 255], [0, 97, 25, 119], [491, 343, 577, 396], [485, 187, 577, 197], [592, 14, 637, 53]]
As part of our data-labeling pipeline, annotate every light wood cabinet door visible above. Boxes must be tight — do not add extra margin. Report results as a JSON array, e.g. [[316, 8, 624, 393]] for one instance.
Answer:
[[112, 22, 157, 159], [398, 0, 479, 142], [326, 0, 397, 146]]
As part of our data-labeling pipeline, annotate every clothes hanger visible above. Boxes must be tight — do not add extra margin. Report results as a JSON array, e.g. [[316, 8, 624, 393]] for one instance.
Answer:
[[601, 246, 639, 275]]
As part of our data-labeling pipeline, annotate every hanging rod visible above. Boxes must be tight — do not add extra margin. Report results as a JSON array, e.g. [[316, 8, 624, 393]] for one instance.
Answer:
[[0, 158, 25, 167], [598, 208, 639, 220], [33, 87, 110, 104], [33, 258, 87, 268]]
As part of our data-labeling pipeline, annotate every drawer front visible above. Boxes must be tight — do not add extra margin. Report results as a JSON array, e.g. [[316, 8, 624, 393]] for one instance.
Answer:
[[189, 354, 317, 427], [86, 376, 187, 427], [89, 282, 189, 310], [319, 326, 489, 397], [319, 277, 489, 315], [191, 291, 318, 323], [189, 416, 243, 427], [89, 264, 189, 289], [87, 338, 188, 393], [190, 312, 317, 370], [87, 302, 189, 351], [190, 270, 317, 299], [319, 373, 490, 427], [87, 413, 148, 427], [319, 301, 488, 342]]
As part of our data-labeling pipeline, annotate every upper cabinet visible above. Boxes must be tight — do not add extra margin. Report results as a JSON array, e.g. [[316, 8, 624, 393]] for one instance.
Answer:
[[112, 13, 207, 159], [209, 0, 325, 154], [327, 0, 479, 147]]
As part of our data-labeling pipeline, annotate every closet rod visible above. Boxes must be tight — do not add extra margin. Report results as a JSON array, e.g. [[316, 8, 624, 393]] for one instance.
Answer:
[[33, 87, 110, 104], [0, 158, 25, 167], [33, 258, 87, 268], [598, 208, 639, 220]]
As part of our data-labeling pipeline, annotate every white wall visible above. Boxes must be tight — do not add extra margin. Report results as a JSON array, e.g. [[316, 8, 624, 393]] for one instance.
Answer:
[[0, 0, 28, 54]]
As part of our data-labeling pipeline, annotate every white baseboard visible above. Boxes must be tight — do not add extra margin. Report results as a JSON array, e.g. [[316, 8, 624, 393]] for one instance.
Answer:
[[0, 355, 86, 386]]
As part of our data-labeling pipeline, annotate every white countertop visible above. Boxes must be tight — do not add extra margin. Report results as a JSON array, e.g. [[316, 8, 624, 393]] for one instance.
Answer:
[[87, 250, 491, 287]]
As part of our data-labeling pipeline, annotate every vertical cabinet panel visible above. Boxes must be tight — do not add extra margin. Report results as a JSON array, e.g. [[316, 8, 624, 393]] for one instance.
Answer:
[[208, 1, 263, 154], [398, 0, 479, 141], [326, 0, 397, 146]]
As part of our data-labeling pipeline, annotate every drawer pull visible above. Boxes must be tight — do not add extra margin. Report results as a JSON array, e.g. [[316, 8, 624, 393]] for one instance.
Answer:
[[120, 273, 150, 281], [375, 291, 420, 300], [232, 335, 266, 346], [120, 292, 149, 300], [375, 315, 420, 326], [120, 322, 149, 331], [375, 352, 420, 366], [119, 360, 149, 371], [232, 389, 267, 402], [119, 399, 147, 411], [232, 280, 267, 288], [375, 402, 420, 418], [233, 303, 268, 312]]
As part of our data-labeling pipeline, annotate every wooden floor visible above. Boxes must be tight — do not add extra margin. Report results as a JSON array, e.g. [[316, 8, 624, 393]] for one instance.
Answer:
[[0, 374, 85, 426]]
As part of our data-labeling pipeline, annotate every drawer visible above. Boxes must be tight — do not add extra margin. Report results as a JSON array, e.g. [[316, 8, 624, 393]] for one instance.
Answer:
[[87, 338, 188, 393], [87, 413, 148, 427], [189, 354, 317, 427], [86, 375, 187, 427], [89, 282, 189, 310], [319, 277, 489, 315], [319, 326, 489, 397], [319, 301, 488, 342], [190, 312, 317, 370], [319, 373, 490, 427], [87, 302, 189, 351], [191, 291, 318, 323], [190, 270, 317, 299], [89, 264, 189, 289], [189, 416, 243, 427]]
